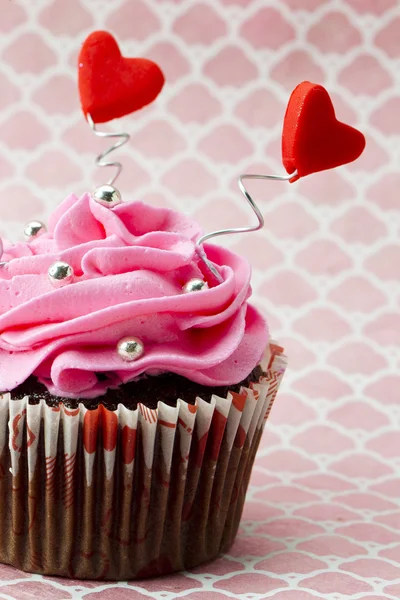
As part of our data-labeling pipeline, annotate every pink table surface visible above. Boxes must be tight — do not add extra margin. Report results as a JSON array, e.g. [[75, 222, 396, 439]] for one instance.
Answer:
[[0, 0, 399, 597]]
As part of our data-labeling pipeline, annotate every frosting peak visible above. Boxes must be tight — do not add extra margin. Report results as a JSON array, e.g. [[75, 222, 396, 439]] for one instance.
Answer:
[[0, 194, 268, 398]]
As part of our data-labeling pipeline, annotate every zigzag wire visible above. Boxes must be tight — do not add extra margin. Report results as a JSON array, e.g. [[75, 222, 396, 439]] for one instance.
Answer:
[[86, 113, 298, 286], [197, 171, 297, 246], [196, 170, 297, 281], [87, 114, 130, 186]]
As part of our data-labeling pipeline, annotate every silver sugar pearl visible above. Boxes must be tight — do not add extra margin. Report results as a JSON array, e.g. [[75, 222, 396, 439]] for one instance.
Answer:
[[48, 261, 74, 287], [92, 184, 122, 207], [182, 278, 209, 293], [24, 220, 47, 240], [117, 337, 144, 362]]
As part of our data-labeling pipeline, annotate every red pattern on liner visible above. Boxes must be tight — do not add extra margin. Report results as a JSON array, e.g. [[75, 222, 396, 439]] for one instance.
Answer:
[[267, 343, 284, 369], [209, 411, 228, 461], [63, 408, 79, 417], [234, 424, 246, 449], [11, 410, 25, 452], [83, 408, 99, 454], [121, 425, 137, 465], [194, 432, 210, 468], [178, 416, 193, 434], [45, 456, 57, 496], [26, 424, 36, 448], [231, 391, 247, 412], [139, 404, 157, 423], [101, 406, 118, 452], [63, 453, 76, 509], [83, 405, 118, 454], [159, 419, 176, 429]]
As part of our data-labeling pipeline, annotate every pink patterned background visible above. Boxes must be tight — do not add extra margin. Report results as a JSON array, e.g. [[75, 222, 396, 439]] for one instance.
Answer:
[[0, 0, 399, 598]]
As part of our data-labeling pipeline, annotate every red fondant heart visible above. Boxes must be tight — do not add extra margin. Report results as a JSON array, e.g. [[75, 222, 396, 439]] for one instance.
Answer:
[[282, 81, 365, 182], [78, 31, 165, 124]]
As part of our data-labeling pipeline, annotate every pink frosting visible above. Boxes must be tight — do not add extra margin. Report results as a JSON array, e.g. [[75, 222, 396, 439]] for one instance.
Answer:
[[0, 194, 268, 398]]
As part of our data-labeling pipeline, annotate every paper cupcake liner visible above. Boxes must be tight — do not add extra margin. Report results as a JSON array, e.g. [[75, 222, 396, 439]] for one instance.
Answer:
[[0, 343, 287, 580]]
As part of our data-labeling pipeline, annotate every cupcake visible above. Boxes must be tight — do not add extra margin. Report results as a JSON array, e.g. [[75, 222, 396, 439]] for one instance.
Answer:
[[0, 32, 365, 580]]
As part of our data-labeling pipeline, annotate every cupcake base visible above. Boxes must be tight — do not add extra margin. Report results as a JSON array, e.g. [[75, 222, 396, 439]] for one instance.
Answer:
[[0, 344, 286, 579]]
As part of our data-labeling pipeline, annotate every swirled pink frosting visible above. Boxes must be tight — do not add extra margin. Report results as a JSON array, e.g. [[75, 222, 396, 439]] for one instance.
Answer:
[[0, 193, 268, 398]]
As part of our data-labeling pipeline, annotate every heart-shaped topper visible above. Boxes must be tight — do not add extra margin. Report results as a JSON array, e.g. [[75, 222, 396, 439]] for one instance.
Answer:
[[282, 81, 365, 182], [78, 31, 165, 124]]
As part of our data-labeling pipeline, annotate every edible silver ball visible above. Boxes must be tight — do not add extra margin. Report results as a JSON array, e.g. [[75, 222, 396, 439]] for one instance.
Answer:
[[24, 220, 47, 240], [182, 278, 209, 293], [117, 337, 144, 361], [48, 261, 74, 287], [92, 184, 122, 207]]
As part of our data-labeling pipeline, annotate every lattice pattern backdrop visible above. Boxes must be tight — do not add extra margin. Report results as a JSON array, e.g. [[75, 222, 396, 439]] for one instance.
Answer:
[[0, 0, 399, 598]]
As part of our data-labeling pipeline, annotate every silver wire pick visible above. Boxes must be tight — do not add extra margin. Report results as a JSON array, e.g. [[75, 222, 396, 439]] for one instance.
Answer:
[[87, 114, 130, 187], [196, 170, 298, 282]]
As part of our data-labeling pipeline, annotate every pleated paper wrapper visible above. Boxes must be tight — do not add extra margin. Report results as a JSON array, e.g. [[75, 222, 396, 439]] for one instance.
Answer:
[[0, 343, 287, 580]]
